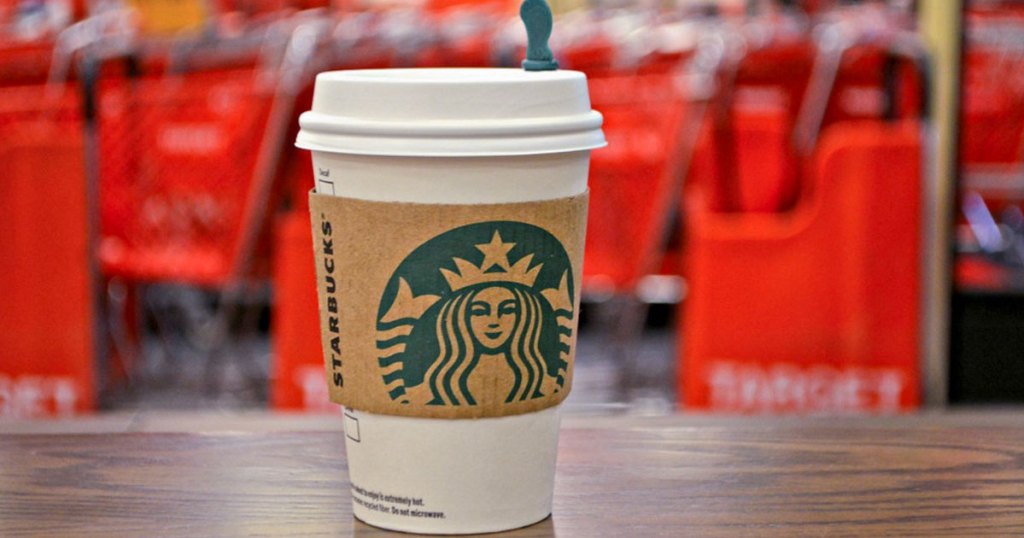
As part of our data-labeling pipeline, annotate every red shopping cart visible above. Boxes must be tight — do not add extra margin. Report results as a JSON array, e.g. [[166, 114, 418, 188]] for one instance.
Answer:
[[0, 8, 159, 415], [960, 10, 1024, 194], [0, 123, 95, 418], [575, 49, 705, 396], [956, 7, 1024, 290], [679, 21, 931, 412], [97, 14, 325, 286], [584, 69, 694, 294], [0, 81, 95, 418], [680, 120, 924, 413], [97, 67, 277, 286], [93, 19, 325, 399]]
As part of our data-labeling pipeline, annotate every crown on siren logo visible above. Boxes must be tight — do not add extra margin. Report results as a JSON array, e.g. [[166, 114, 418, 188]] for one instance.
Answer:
[[441, 232, 542, 291]]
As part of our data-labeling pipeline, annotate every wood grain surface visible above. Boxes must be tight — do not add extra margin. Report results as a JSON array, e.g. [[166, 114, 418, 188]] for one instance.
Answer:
[[2, 412, 1024, 537]]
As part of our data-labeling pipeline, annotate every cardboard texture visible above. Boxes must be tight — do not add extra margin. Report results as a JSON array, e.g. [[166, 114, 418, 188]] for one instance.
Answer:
[[309, 191, 588, 419]]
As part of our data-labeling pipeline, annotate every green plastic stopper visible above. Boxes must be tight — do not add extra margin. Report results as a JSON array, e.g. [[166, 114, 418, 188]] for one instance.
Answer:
[[520, 0, 559, 71]]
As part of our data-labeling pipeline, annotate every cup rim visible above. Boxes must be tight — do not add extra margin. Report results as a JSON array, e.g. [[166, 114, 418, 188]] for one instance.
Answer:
[[296, 67, 606, 157]]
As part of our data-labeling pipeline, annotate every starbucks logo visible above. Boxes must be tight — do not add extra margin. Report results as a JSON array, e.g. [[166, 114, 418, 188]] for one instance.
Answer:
[[376, 221, 575, 406]]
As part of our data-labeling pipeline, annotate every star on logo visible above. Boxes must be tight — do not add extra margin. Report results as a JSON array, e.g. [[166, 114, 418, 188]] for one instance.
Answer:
[[476, 231, 515, 272]]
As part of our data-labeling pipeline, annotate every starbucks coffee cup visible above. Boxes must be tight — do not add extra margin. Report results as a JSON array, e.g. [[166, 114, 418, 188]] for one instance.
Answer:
[[296, 68, 604, 534]]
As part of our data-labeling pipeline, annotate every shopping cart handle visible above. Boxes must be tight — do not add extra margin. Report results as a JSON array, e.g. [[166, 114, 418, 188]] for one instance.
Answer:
[[884, 33, 932, 123], [521, 0, 559, 71]]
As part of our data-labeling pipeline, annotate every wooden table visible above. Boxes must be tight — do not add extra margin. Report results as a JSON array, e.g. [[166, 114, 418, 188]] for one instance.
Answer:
[[2, 411, 1023, 536]]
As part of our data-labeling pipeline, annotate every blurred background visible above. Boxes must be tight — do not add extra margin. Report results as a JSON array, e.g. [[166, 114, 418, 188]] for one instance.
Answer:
[[0, 0, 1018, 420]]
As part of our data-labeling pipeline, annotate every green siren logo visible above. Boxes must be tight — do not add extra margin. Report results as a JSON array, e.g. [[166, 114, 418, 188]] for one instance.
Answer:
[[376, 221, 574, 406]]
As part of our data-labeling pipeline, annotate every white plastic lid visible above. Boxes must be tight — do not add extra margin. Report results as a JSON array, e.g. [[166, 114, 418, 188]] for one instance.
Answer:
[[296, 68, 606, 157]]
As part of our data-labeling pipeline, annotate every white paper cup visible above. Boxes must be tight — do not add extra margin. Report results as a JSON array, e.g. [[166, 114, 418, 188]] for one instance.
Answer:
[[296, 68, 604, 535]]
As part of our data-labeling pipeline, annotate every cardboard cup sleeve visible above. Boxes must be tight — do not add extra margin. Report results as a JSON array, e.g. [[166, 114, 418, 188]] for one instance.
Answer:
[[309, 190, 588, 420]]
